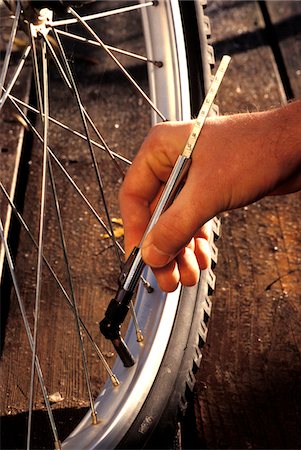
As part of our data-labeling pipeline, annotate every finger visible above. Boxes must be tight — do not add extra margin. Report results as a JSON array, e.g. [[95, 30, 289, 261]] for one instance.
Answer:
[[119, 155, 162, 257], [195, 237, 211, 270], [176, 246, 200, 286], [119, 187, 152, 258], [152, 260, 180, 292]]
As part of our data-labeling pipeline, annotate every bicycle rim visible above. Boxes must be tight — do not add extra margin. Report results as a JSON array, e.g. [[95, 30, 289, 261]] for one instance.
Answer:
[[0, 1, 213, 448]]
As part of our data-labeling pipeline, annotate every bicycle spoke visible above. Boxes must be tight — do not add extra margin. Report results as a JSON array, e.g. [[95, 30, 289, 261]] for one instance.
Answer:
[[67, 7, 166, 122], [0, 0, 21, 100], [54, 10, 155, 340], [27, 38, 49, 450], [0, 181, 119, 386], [0, 44, 31, 112], [55, 28, 162, 67], [0, 86, 153, 293], [42, 33, 72, 89], [0, 219, 61, 450], [50, 1, 154, 27], [130, 299, 143, 342], [29, 25, 44, 115]]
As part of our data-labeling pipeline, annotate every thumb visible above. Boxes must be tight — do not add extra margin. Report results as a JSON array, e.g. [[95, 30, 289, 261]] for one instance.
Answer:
[[141, 186, 208, 268]]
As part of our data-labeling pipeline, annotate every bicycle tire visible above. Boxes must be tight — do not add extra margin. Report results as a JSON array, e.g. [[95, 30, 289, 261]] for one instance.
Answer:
[[0, 1, 217, 448]]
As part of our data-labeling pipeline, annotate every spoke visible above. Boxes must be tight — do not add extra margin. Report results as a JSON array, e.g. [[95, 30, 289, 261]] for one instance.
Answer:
[[68, 7, 166, 122], [0, 44, 31, 112], [0, 181, 119, 386], [0, 220, 61, 450], [55, 28, 162, 67], [6, 92, 131, 165], [52, 29, 123, 266], [25, 25, 45, 446], [0, 0, 21, 99], [130, 300, 143, 342], [42, 33, 72, 89], [29, 25, 43, 114], [27, 39, 49, 450], [50, 1, 154, 27]]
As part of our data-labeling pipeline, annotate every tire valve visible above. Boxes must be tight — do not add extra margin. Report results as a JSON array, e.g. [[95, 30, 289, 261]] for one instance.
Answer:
[[99, 247, 141, 368]]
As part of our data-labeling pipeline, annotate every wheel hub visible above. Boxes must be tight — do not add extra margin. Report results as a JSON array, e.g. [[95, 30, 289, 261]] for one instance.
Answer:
[[3, 0, 89, 25]]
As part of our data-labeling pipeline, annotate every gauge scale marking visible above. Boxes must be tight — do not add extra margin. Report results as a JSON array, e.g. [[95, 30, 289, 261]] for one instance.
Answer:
[[182, 54, 231, 158]]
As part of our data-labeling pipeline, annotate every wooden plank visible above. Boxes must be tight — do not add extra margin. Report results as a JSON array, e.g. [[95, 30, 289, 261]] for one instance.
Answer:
[[206, 0, 286, 114], [0, 70, 31, 282], [266, 0, 301, 99], [193, 1, 301, 448], [0, 3, 32, 282]]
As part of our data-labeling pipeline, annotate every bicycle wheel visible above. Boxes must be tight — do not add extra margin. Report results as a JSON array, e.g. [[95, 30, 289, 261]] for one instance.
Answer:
[[0, 1, 218, 448]]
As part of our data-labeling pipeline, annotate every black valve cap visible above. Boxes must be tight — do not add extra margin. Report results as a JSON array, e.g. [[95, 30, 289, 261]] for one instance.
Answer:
[[99, 317, 135, 367], [112, 336, 135, 368], [99, 294, 135, 367]]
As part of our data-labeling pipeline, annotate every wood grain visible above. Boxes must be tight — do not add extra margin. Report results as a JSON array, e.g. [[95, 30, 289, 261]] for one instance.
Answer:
[[194, 1, 301, 448]]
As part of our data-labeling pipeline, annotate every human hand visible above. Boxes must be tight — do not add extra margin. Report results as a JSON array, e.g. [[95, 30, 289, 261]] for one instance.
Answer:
[[119, 102, 301, 292], [120, 121, 213, 292]]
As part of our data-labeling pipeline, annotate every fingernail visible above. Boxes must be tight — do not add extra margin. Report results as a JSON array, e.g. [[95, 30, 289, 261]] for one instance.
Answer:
[[142, 242, 173, 268]]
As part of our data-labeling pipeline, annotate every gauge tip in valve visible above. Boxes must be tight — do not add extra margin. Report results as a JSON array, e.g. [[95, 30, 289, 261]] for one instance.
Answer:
[[99, 314, 135, 368]]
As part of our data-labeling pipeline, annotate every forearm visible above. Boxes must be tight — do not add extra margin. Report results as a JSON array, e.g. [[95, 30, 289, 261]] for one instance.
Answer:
[[196, 100, 301, 213], [265, 100, 301, 195]]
